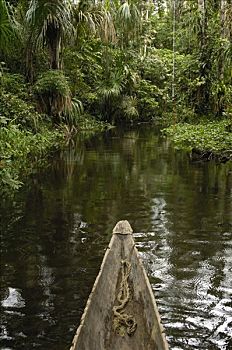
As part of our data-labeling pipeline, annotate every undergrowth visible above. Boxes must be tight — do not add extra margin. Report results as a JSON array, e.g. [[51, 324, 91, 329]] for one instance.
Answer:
[[163, 120, 232, 161]]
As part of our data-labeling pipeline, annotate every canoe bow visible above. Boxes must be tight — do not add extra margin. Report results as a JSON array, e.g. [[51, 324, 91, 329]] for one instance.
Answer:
[[70, 220, 169, 350]]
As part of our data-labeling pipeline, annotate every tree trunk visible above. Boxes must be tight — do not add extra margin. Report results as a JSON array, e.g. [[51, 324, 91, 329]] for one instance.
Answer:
[[221, 0, 232, 40], [49, 38, 61, 70], [198, 0, 206, 37], [198, 0, 205, 12], [195, 0, 212, 115], [47, 22, 61, 70], [220, 0, 227, 31]]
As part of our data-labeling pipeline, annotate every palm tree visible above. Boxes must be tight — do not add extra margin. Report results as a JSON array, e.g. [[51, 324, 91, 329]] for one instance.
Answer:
[[26, 0, 73, 70], [114, 0, 142, 49], [71, 0, 115, 45]]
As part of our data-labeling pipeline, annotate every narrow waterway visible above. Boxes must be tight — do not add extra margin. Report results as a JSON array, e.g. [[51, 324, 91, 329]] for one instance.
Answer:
[[1, 126, 232, 350]]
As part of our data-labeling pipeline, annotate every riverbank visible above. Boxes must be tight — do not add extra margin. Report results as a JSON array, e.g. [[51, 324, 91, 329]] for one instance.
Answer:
[[163, 119, 232, 163], [0, 116, 110, 197]]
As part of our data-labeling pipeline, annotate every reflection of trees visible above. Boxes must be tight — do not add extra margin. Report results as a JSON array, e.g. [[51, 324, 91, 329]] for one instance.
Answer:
[[0, 125, 231, 349], [143, 141, 232, 349]]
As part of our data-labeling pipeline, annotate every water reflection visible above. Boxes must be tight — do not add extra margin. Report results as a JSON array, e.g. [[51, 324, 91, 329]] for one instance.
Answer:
[[0, 126, 231, 349]]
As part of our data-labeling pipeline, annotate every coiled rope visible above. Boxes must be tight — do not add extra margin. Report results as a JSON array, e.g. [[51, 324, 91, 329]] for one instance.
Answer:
[[113, 260, 137, 337]]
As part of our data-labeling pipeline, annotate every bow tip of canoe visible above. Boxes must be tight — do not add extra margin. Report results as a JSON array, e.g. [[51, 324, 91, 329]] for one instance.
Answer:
[[113, 220, 133, 235]]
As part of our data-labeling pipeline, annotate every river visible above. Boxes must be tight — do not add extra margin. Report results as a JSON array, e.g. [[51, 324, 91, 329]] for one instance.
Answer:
[[0, 125, 232, 349]]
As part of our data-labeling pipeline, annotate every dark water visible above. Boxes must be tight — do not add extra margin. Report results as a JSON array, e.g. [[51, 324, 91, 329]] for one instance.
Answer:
[[0, 126, 232, 350]]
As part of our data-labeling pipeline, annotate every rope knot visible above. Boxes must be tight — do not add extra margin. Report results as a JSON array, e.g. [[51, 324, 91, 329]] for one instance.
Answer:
[[113, 259, 137, 337]]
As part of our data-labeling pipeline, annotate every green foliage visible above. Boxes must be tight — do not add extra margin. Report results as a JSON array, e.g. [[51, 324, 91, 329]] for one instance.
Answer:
[[63, 41, 102, 113], [0, 72, 28, 98], [63, 97, 83, 127], [26, 0, 73, 70], [115, 0, 141, 48], [152, 13, 172, 49], [0, 0, 232, 198], [0, 124, 61, 196], [121, 95, 139, 120], [0, 0, 18, 55], [136, 48, 198, 119], [72, 1, 115, 44], [0, 92, 40, 129], [98, 71, 124, 101], [137, 79, 160, 119], [173, 1, 231, 116], [137, 49, 172, 117], [34, 70, 70, 98], [72, 113, 111, 132], [1, 0, 231, 124], [33, 70, 72, 116], [163, 120, 232, 159], [33, 70, 85, 126]]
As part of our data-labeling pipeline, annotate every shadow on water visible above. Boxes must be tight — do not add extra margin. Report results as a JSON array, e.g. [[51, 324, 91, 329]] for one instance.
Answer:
[[0, 125, 232, 349]]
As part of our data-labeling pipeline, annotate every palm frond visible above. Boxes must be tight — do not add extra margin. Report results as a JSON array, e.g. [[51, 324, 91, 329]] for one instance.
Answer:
[[116, 1, 142, 47], [121, 95, 139, 119], [72, 1, 115, 43], [118, 2, 140, 23], [26, 0, 74, 46], [0, 0, 18, 54], [98, 72, 125, 100], [63, 97, 83, 126]]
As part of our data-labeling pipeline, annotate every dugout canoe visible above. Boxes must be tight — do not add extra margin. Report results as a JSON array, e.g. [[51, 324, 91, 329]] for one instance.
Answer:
[[70, 220, 169, 350]]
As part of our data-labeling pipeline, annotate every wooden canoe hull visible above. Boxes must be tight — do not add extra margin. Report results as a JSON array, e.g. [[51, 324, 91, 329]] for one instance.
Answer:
[[70, 221, 168, 350]]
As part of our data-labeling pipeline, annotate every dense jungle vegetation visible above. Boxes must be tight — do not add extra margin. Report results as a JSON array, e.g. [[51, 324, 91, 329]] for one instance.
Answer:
[[0, 0, 232, 195]]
